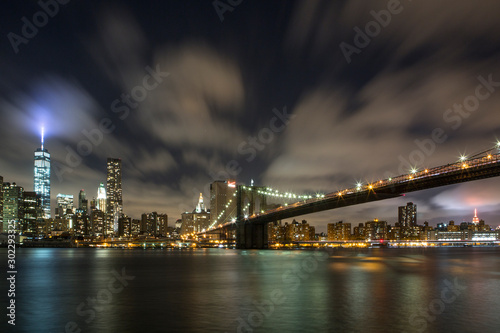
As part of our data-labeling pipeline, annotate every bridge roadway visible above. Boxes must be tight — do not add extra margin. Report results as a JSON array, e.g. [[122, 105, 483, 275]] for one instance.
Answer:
[[203, 149, 500, 248]]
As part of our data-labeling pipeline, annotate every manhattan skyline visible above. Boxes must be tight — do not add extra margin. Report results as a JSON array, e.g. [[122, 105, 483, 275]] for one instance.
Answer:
[[1, 0, 500, 230]]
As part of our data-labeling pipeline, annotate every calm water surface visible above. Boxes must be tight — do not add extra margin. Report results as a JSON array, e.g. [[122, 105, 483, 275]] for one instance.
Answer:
[[1, 247, 500, 333]]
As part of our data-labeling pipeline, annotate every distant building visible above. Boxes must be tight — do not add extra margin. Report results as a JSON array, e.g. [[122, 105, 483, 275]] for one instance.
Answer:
[[97, 183, 106, 213], [78, 189, 88, 215], [118, 215, 132, 237], [181, 194, 210, 235], [56, 194, 74, 219], [364, 219, 388, 241], [74, 209, 89, 237], [106, 158, 123, 235], [268, 221, 286, 243], [33, 129, 51, 218], [327, 221, 351, 241], [2, 182, 24, 233], [141, 212, 168, 237], [22, 191, 42, 234], [472, 208, 479, 224], [398, 202, 417, 228], [91, 210, 105, 238], [285, 219, 315, 242]]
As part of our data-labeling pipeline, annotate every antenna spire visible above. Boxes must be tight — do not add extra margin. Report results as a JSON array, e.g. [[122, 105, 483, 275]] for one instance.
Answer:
[[41, 126, 45, 149]]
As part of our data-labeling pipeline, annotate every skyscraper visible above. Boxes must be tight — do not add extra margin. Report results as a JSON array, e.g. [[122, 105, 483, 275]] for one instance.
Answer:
[[78, 189, 88, 215], [56, 194, 74, 219], [472, 209, 480, 224], [398, 202, 417, 228], [97, 183, 106, 212], [106, 158, 123, 235], [34, 127, 51, 218]]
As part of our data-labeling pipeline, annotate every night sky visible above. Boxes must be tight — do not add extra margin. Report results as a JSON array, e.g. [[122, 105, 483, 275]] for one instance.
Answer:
[[1, 0, 500, 231]]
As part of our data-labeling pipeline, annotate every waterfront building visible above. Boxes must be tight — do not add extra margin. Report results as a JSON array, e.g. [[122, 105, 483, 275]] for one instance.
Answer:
[[327, 221, 351, 241], [285, 219, 315, 242], [364, 219, 388, 241]]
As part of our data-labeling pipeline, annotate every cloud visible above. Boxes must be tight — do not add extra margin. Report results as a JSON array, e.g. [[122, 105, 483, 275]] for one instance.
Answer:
[[138, 42, 246, 152]]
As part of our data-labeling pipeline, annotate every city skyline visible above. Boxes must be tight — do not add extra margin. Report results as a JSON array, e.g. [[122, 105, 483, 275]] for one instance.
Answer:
[[1, 1, 500, 231]]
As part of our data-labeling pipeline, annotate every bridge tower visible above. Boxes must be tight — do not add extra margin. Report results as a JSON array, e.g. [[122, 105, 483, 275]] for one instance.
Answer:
[[236, 184, 269, 249]]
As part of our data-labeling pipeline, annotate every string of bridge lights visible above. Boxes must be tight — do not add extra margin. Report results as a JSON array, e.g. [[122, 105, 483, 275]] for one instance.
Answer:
[[255, 187, 325, 200]]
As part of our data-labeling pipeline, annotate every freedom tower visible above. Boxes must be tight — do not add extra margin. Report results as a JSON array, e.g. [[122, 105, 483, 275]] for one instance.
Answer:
[[34, 127, 51, 218]]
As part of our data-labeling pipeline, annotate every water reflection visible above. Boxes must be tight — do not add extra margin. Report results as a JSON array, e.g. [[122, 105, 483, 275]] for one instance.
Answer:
[[3, 247, 500, 333]]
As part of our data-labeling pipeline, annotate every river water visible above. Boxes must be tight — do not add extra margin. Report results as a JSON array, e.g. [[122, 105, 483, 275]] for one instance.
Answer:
[[1, 247, 499, 333]]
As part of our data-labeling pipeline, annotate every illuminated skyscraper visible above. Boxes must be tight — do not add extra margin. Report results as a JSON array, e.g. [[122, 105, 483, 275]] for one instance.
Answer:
[[34, 127, 51, 218], [472, 208, 480, 224], [106, 158, 123, 235], [97, 183, 106, 212]]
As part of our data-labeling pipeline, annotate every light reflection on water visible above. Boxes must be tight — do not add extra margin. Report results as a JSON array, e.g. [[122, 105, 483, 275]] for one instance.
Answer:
[[2, 247, 500, 333]]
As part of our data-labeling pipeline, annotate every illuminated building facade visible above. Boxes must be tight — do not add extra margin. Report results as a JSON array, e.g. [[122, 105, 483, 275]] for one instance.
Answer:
[[56, 194, 74, 219], [34, 128, 51, 218], [327, 221, 352, 241], [97, 183, 106, 213], [181, 194, 210, 235], [106, 158, 123, 235], [398, 202, 417, 228], [2, 182, 24, 233]]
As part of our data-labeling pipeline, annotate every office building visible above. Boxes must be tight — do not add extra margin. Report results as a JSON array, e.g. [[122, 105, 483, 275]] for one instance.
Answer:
[[56, 194, 74, 219], [78, 189, 88, 215], [2, 182, 24, 233], [181, 194, 210, 235], [141, 212, 168, 237], [106, 158, 123, 235], [398, 202, 417, 228], [33, 128, 51, 218], [327, 221, 352, 241], [97, 183, 106, 212], [22, 191, 42, 234]]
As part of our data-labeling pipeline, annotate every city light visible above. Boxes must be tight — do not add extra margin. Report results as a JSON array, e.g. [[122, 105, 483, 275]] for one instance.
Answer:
[[460, 155, 467, 162], [411, 168, 417, 174]]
